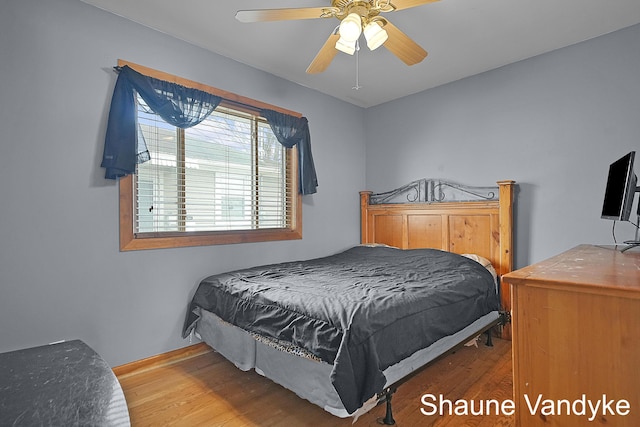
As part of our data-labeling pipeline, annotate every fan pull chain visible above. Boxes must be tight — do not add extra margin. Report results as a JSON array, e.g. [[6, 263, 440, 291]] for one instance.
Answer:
[[353, 40, 362, 90]]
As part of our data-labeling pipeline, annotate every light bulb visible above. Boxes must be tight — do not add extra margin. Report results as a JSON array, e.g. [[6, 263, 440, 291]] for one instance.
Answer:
[[339, 13, 362, 42], [363, 21, 388, 51]]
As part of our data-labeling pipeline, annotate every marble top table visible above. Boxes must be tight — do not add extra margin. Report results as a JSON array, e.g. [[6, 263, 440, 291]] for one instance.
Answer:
[[0, 340, 130, 426]]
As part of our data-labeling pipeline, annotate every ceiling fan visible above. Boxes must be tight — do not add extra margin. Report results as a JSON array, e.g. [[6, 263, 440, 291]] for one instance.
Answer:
[[236, 0, 439, 74]]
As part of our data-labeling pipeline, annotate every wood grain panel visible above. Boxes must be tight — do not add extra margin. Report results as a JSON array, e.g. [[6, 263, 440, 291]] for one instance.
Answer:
[[512, 285, 640, 426], [449, 214, 492, 257], [407, 214, 444, 249], [372, 214, 404, 248]]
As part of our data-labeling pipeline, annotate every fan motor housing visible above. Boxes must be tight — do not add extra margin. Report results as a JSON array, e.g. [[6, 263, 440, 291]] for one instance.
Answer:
[[332, 0, 382, 21]]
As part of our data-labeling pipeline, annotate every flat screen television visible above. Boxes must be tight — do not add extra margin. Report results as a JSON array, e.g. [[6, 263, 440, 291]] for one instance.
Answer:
[[601, 151, 638, 221]]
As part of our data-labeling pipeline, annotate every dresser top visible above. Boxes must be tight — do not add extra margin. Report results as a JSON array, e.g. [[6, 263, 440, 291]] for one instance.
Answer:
[[502, 244, 640, 296]]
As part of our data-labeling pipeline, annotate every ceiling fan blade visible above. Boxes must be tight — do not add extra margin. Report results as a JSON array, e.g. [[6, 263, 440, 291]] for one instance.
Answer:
[[306, 33, 341, 74], [387, 0, 440, 11], [236, 7, 334, 23], [382, 20, 428, 66]]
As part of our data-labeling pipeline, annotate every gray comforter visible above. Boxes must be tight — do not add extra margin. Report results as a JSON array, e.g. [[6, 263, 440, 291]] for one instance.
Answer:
[[182, 246, 499, 414]]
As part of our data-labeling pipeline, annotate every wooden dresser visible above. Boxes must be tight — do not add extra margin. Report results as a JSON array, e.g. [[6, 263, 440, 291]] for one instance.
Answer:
[[502, 244, 640, 426]]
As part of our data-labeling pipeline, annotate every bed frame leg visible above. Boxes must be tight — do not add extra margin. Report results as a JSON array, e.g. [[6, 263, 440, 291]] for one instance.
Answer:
[[485, 329, 494, 347], [377, 387, 397, 425]]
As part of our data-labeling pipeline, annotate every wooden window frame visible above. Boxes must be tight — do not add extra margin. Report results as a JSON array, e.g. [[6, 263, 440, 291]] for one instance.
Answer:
[[117, 60, 302, 251]]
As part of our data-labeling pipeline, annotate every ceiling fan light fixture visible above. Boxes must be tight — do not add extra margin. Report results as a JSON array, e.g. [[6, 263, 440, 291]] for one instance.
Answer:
[[236, 1, 432, 73], [335, 37, 357, 55], [338, 12, 362, 42], [363, 21, 388, 51]]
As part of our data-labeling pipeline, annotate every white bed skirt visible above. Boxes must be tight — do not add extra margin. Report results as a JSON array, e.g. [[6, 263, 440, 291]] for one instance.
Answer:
[[195, 308, 499, 418]]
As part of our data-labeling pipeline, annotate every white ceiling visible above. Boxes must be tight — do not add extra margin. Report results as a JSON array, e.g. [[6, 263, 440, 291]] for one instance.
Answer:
[[81, 0, 640, 108]]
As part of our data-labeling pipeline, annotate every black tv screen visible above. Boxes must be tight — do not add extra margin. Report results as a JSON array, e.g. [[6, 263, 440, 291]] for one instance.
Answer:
[[601, 151, 637, 221]]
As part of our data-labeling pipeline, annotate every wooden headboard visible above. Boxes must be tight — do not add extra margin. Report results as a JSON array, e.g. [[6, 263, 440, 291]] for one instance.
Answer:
[[360, 179, 515, 338]]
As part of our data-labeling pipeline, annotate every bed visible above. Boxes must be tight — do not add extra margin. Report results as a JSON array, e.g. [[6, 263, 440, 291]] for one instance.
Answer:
[[182, 179, 515, 422]]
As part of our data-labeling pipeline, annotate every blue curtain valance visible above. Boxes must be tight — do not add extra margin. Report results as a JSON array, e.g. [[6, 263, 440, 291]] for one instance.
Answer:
[[101, 65, 222, 180], [101, 66, 318, 195]]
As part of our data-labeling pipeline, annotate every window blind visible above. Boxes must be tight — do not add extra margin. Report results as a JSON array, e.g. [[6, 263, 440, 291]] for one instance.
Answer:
[[134, 98, 292, 235]]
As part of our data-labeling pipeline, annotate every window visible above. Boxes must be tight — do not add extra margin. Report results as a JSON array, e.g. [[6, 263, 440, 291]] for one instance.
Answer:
[[136, 101, 292, 233], [118, 66, 301, 251]]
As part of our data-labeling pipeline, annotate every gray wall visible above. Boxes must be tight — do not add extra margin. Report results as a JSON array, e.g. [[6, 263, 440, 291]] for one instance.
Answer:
[[0, 0, 365, 365], [364, 24, 640, 267]]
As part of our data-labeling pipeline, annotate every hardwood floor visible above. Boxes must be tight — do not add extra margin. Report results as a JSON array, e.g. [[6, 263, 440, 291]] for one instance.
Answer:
[[116, 338, 514, 427]]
